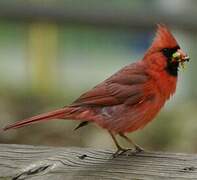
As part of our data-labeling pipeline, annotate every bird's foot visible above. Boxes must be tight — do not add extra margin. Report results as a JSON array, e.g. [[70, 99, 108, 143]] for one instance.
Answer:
[[132, 145, 144, 155], [112, 148, 133, 158], [112, 146, 144, 158], [135, 145, 144, 152]]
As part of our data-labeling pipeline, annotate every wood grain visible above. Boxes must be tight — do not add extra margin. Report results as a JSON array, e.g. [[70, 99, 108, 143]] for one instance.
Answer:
[[0, 144, 197, 179]]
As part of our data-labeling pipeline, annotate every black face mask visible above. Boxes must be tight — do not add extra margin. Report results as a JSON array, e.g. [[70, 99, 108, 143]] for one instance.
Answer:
[[161, 46, 180, 76]]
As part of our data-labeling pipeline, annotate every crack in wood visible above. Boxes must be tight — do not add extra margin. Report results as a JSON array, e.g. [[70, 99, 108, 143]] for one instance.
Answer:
[[12, 164, 51, 180], [78, 154, 88, 160], [180, 166, 196, 173]]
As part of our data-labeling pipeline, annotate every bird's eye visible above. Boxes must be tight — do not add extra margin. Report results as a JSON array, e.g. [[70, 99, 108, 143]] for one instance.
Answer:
[[162, 48, 169, 52], [162, 48, 172, 59]]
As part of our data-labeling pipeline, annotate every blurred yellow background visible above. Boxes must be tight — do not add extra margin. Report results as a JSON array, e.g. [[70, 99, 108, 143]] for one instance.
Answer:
[[0, 0, 196, 153]]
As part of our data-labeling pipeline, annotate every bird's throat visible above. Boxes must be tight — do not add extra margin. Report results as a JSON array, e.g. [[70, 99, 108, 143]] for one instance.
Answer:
[[165, 61, 179, 76]]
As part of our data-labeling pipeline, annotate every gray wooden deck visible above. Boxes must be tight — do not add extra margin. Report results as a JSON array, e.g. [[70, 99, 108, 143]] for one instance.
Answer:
[[0, 144, 197, 179]]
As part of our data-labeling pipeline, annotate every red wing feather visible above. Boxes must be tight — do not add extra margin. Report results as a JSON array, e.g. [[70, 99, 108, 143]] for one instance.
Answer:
[[72, 63, 149, 107]]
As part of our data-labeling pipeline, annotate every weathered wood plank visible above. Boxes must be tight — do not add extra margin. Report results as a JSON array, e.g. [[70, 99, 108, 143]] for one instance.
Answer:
[[0, 144, 197, 180]]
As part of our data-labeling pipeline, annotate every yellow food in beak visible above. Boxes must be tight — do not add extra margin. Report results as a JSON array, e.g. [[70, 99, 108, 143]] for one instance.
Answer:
[[172, 50, 190, 69]]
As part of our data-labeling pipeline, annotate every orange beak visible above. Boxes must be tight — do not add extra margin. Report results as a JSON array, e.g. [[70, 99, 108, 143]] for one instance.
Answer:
[[177, 49, 190, 63]]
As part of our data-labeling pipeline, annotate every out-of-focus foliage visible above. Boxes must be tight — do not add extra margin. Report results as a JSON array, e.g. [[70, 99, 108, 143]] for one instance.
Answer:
[[0, 0, 196, 153]]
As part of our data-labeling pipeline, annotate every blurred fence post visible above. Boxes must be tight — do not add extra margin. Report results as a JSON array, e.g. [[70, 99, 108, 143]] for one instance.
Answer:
[[28, 22, 58, 93]]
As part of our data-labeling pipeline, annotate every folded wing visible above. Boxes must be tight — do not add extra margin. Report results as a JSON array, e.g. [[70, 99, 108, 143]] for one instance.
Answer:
[[71, 63, 149, 107]]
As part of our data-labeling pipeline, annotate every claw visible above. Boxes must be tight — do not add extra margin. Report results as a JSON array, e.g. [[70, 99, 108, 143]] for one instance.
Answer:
[[112, 148, 133, 158], [112, 145, 144, 158], [134, 145, 144, 153]]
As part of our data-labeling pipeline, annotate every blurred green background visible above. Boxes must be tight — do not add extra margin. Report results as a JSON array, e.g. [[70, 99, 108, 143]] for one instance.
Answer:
[[0, 0, 196, 153]]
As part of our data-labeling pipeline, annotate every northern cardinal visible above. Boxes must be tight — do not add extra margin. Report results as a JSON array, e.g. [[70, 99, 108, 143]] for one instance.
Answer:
[[3, 25, 189, 156]]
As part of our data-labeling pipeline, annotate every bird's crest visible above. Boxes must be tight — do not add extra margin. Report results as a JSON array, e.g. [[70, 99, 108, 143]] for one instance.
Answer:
[[150, 24, 179, 51]]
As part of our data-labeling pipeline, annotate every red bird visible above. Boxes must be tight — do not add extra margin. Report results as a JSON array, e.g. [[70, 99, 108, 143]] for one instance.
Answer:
[[3, 25, 189, 156]]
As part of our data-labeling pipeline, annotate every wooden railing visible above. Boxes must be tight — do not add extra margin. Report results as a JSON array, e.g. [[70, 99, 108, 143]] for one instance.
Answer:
[[0, 144, 197, 179]]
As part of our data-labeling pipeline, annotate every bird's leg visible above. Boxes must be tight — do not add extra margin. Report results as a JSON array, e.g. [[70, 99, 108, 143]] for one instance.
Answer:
[[119, 133, 144, 153], [109, 131, 128, 157]]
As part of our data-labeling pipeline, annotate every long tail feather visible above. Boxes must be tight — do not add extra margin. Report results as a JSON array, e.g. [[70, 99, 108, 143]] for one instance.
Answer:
[[3, 107, 74, 131]]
